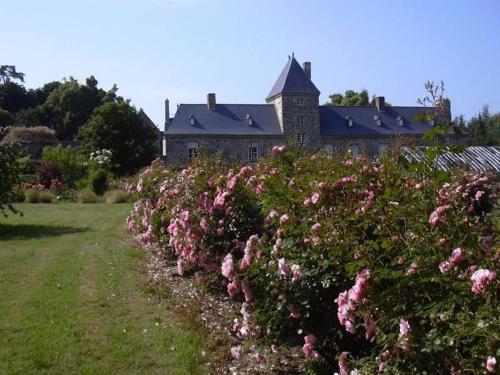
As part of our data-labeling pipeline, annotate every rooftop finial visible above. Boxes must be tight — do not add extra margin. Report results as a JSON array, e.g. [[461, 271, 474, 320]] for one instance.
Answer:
[[292, 52, 294, 58]]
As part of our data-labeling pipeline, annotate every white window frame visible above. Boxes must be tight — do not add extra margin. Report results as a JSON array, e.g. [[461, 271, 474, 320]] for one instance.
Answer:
[[297, 132, 306, 146], [296, 97, 305, 106], [350, 143, 360, 157], [297, 116, 305, 125], [188, 142, 199, 160], [248, 142, 258, 163]]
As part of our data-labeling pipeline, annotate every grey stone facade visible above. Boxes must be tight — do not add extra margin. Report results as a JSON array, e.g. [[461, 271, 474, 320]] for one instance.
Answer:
[[162, 56, 464, 165]]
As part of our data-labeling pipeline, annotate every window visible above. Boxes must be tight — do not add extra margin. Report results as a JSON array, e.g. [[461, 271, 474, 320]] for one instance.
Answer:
[[296, 97, 304, 106], [323, 144, 333, 154], [248, 142, 258, 163], [246, 114, 253, 126], [297, 132, 306, 146], [345, 116, 353, 127], [378, 143, 389, 155], [396, 116, 404, 126], [373, 115, 382, 126], [297, 116, 305, 125], [188, 114, 195, 126], [350, 144, 360, 157], [188, 142, 198, 160]]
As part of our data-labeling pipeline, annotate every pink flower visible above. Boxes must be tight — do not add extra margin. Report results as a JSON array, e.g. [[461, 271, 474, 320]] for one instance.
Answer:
[[405, 261, 417, 276], [475, 190, 485, 201], [471, 269, 496, 294], [311, 223, 321, 232], [311, 192, 320, 204], [230, 346, 241, 359], [216, 227, 224, 236], [450, 248, 463, 263], [227, 176, 238, 190], [271, 145, 286, 155], [399, 319, 410, 336], [289, 307, 300, 319], [180, 210, 190, 222], [338, 352, 350, 375], [486, 356, 496, 372], [221, 253, 234, 280], [279, 214, 289, 225], [227, 279, 240, 298], [239, 165, 253, 176], [364, 316, 377, 341], [278, 258, 290, 277], [302, 335, 321, 360], [291, 264, 301, 282], [199, 218, 209, 231], [428, 205, 451, 226], [303, 197, 311, 206]]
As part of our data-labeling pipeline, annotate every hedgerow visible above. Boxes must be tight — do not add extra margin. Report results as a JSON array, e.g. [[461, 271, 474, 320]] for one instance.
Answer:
[[128, 147, 498, 374]]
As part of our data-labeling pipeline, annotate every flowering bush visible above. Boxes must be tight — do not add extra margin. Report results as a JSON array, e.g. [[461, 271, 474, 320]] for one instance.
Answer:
[[36, 160, 63, 188], [128, 148, 499, 374]]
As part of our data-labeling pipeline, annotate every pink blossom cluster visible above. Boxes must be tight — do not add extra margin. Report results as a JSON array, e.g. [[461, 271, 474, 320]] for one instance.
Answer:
[[337, 269, 371, 335], [470, 269, 496, 295], [338, 351, 359, 375], [429, 205, 451, 226], [398, 318, 411, 351], [302, 334, 321, 360], [439, 247, 464, 273], [271, 145, 287, 155]]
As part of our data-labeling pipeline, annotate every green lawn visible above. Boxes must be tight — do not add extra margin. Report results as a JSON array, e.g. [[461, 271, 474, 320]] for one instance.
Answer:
[[0, 203, 203, 375]]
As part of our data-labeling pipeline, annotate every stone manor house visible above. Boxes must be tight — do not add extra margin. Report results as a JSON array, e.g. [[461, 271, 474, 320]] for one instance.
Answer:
[[162, 55, 451, 164]]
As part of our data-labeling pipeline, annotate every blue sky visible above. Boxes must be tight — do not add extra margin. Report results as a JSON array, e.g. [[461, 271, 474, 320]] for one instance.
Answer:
[[2, 0, 500, 128]]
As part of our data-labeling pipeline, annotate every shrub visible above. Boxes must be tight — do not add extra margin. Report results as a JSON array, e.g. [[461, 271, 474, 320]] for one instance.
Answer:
[[42, 146, 87, 186], [128, 149, 499, 374], [77, 188, 98, 203], [36, 160, 62, 188], [90, 169, 108, 195], [1, 126, 58, 144], [38, 190, 55, 203], [104, 189, 128, 204], [11, 186, 25, 202], [0, 131, 21, 216], [24, 189, 39, 203]]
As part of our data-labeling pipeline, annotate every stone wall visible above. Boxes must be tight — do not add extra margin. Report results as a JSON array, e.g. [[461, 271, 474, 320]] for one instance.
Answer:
[[163, 135, 285, 165], [269, 93, 321, 148]]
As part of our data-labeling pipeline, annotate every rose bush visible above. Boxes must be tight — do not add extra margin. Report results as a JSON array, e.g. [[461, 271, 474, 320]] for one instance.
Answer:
[[128, 147, 499, 374]]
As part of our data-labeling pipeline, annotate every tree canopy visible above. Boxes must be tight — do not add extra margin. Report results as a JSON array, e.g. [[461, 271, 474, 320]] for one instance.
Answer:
[[326, 89, 392, 107], [78, 101, 159, 175]]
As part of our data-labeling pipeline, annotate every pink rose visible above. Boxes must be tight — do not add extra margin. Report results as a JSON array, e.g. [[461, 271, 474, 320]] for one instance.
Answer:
[[486, 356, 496, 372]]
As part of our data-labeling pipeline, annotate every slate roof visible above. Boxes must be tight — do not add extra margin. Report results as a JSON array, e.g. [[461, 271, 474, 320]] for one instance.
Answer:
[[320, 105, 434, 137], [266, 57, 320, 101], [165, 104, 282, 136]]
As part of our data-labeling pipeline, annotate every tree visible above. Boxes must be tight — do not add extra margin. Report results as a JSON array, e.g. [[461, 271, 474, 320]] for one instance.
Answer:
[[0, 127, 21, 216], [41, 76, 106, 140], [328, 89, 369, 106], [0, 81, 31, 113], [78, 101, 159, 175], [0, 65, 25, 84], [0, 108, 14, 127]]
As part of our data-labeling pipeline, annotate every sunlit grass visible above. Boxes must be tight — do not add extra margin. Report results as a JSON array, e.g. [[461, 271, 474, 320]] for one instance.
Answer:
[[0, 204, 202, 374]]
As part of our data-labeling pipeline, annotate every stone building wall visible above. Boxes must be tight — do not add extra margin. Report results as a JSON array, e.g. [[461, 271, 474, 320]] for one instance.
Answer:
[[164, 135, 285, 165], [269, 93, 321, 148]]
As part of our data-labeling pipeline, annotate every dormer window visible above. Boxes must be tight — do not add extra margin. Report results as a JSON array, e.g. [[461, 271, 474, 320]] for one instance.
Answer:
[[345, 116, 353, 127], [246, 114, 253, 126], [373, 115, 382, 126], [428, 116, 435, 126], [397, 116, 404, 126], [188, 114, 195, 126]]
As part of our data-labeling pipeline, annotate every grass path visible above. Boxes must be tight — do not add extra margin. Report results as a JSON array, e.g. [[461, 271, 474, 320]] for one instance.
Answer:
[[0, 204, 203, 375]]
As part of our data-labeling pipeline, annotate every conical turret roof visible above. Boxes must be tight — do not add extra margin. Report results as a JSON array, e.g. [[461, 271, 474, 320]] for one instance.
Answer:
[[266, 56, 320, 101]]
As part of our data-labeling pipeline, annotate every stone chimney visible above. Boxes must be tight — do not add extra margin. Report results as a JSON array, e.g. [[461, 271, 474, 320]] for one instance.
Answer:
[[375, 96, 385, 112], [207, 93, 216, 110], [303, 62, 311, 80], [164, 98, 170, 132]]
